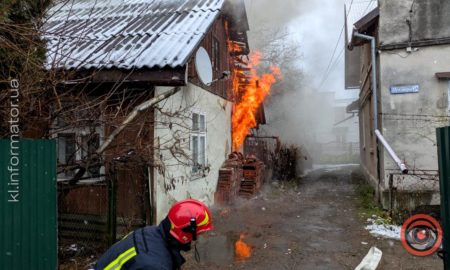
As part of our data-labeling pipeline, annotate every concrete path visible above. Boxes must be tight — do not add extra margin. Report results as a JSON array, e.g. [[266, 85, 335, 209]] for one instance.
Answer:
[[184, 166, 443, 270]]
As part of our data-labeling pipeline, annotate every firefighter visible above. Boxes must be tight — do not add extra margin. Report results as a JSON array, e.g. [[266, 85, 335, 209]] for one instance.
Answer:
[[94, 199, 213, 270]]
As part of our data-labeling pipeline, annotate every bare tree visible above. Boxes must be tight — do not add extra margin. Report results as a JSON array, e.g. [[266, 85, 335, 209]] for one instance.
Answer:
[[0, 0, 201, 185], [248, 27, 303, 99]]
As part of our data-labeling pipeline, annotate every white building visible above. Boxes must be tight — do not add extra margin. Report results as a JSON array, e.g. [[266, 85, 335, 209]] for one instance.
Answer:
[[345, 0, 450, 211]]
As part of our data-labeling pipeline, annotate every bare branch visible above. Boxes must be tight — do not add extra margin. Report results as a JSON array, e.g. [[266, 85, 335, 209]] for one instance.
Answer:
[[97, 86, 182, 154]]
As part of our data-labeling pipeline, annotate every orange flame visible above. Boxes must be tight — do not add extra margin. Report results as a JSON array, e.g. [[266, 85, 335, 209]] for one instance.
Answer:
[[235, 233, 252, 260], [231, 51, 281, 150], [225, 21, 243, 55]]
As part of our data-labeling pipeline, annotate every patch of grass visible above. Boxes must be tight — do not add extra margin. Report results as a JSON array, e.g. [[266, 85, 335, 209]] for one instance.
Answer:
[[266, 178, 302, 199], [268, 188, 282, 199], [355, 182, 393, 224], [283, 177, 303, 189]]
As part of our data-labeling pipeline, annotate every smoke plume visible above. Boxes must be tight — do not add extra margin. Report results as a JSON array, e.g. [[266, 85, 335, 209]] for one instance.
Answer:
[[243, 0, 350, 162]]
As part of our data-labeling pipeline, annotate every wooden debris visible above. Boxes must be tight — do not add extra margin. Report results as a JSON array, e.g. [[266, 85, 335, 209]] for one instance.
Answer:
[[239, 155, 265, 198], [215, 153, 266, 203]]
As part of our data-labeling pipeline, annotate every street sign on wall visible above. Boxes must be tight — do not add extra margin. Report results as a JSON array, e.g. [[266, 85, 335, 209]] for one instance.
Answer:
[[390, 84, 420, 94], [0, 139, 57, 270]]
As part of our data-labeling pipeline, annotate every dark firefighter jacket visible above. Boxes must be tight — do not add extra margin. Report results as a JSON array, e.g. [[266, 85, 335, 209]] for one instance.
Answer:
[[94, 222, 185, 270]]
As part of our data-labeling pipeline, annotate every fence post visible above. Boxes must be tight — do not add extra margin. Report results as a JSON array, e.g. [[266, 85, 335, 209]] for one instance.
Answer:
[[142, 165, 152, 225], [107, 164, 117, 246], [437, 126, 450, 269], [388, 173, 394, 216]]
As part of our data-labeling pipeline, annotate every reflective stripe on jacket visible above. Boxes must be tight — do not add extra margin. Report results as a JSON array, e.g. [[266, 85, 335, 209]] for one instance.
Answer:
[[94, 224, 177, 270]]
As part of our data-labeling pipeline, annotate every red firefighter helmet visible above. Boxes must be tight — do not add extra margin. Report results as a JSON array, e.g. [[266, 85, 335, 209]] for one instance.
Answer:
[[167, 199, 213, 244]]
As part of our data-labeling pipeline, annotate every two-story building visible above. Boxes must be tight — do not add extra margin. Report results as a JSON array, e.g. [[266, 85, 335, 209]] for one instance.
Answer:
[[345, 0, 450, 212]]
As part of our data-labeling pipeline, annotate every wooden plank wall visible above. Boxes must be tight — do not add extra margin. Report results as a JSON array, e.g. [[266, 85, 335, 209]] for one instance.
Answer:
[[188, 15, 233, 100]]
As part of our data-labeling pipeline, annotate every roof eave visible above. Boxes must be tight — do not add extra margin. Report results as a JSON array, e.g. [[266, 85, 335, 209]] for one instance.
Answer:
[[349, 7, 379, 47]]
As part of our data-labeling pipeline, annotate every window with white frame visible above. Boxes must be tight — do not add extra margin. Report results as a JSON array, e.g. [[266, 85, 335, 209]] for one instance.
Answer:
[[56, 131, 102, 180], [191, 112, 207, 173], [53, 101, 104, 180], [57, 133, 77, 177], [81, 133, 101, 175]]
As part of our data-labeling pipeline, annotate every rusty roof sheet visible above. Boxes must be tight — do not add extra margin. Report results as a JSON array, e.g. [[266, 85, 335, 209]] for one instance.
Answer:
[[44, 0, 225, 70]]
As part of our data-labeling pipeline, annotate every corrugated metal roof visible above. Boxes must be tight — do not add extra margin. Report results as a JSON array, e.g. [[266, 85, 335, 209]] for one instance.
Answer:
[[44, 0, 225, 70], [345, 0, 378, 43]]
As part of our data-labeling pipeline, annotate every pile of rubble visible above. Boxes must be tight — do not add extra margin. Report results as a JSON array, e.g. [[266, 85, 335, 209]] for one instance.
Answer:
[[214, 152, 265, 204]]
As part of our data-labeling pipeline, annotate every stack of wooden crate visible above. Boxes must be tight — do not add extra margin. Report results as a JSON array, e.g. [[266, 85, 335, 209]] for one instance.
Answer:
[[239, 156, 265, 198], [214, 152, 243, 204]]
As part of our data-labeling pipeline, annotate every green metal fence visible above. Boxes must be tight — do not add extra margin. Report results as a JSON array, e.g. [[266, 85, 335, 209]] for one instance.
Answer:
[[0, 139, 57, 270], [437, 126, 450, 269]]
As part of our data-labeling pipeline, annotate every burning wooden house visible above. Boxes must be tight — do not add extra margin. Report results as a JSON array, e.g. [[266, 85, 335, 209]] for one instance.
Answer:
[[44, 0, 252, 244]]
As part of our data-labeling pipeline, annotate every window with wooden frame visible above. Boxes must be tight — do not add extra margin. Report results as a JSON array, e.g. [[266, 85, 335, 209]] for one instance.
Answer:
[[191, 112, 207, 174], [212, 37, 220, 71]]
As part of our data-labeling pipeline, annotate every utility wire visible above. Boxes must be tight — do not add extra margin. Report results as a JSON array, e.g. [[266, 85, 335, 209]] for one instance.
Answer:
[[320, 47, 344, 88], [361, 0, 375, 15], [319, 24, 345, 88], [319, 0, 376, 89], [318, 0, 354, 89]]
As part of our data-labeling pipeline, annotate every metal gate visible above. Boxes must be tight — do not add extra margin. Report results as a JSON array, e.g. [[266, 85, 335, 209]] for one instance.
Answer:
[[437, 126, 450, 269], [0, 139, 57, 270]]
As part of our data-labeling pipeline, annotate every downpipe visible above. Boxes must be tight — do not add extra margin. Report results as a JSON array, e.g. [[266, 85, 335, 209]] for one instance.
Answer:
[[352, 33, 408, 206], [353, 32, 383, 199], [375, 129, 408, 174], [354, 31, 408, 174], [354, 32, 378, 130]]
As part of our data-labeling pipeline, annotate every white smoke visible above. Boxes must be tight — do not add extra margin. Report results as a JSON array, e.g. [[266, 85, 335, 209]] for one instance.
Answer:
[[243, 0, 349, 162]]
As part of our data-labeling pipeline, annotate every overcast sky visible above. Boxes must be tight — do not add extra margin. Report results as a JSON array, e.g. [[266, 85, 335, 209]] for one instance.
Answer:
[[245, 0, 360, 100], [243, 0, 364, 149], [290, 0, 346, 93]]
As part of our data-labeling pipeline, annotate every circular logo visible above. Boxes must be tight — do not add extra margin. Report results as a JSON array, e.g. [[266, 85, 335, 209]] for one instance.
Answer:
[[401, 214, 442, 256]]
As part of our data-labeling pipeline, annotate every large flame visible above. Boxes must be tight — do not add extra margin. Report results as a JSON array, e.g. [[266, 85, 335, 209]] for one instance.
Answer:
[[231, 52, 281, 150], [235, 233, 252, 261]]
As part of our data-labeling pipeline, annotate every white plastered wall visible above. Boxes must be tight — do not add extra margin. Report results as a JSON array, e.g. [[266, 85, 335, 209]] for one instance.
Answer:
[[379, 45, 450, 203], [153, 83, 232, 222]]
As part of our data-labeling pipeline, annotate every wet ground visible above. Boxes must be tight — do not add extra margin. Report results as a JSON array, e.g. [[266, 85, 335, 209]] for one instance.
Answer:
[[184, 166, 443, 270]]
